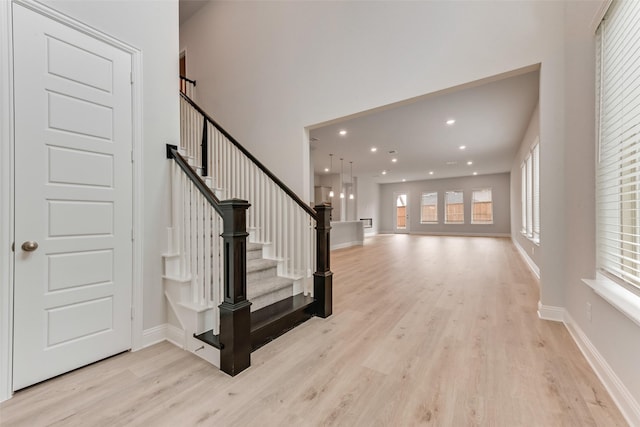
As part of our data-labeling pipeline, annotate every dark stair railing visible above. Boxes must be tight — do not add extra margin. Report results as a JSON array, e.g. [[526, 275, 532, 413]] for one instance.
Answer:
[[167, 144, 252, 375], [170, 76, 333, 376]]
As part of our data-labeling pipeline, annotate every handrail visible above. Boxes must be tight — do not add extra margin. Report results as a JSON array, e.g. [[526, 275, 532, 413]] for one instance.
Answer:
[[180, 75, 196, 86], [166, 144, 223, 216], [179, 92, 318, 221]]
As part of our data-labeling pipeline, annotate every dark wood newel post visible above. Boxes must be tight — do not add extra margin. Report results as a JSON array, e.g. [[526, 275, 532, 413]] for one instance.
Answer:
[[313, 203, 333, 318], [218, 198, 251, 376]]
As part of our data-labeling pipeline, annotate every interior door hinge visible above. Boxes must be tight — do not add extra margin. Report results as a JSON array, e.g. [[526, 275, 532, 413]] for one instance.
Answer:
[[130, 72, 134, 84], [11, 242, 14, 252], [131, 228, 134, 241], [131, 150, 134, 163], [131, 307, 134, 320]]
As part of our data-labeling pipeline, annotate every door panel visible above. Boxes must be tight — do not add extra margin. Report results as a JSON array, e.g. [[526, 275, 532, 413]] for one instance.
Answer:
[[12, 4, 133, 390]]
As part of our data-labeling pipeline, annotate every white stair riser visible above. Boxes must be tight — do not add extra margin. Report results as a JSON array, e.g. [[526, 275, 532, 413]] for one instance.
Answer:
[[187, 335, 220, 368], [247, 266, 277, 282], [250, 285, 294, 312]]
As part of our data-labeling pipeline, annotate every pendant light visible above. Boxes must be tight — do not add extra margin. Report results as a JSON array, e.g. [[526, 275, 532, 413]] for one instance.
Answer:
[[328, 154, 334, 198], [349, 161, 355, 200], [339, 158, 345, 199]]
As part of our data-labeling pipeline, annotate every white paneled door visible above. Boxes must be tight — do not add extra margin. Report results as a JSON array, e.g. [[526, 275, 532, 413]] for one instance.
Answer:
[[12, 4, 133, 390]]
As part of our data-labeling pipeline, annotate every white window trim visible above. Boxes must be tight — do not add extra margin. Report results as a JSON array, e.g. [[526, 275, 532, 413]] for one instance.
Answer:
[[521, 142, 540, 245], [444, 190, 464, 224], [470, 187, 493, 225], [420, 191, 438, 224], [583, 273, 640, 328]]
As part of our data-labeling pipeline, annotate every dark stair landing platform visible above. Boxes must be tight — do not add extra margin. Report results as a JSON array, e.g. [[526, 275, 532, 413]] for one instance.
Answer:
[[250, 294, 315, 351], [193, 294, 316, 352]]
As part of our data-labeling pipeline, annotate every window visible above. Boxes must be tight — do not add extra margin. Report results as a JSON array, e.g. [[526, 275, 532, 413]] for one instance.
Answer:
[[471, 189, 493, 224], [445, 191, 464, 224], [596, 0, 640, 292], [532, 144, 540, 240], [521, 141, 540, 242], [420, 192, 438, 223], [521, 163, 526, 233]]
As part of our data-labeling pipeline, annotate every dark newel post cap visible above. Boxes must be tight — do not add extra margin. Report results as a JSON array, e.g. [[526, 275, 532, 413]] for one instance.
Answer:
[[218, 198, 251, 208]]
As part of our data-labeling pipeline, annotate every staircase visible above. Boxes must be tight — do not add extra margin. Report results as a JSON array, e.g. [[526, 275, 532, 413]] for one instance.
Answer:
[[163, 77, 332, 376]]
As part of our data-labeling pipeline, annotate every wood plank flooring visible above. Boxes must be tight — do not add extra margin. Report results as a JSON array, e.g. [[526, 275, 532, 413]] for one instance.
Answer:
[[0, 235, 628, 426]]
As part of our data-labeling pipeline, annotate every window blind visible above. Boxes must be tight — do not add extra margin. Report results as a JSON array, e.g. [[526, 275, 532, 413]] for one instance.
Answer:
[[521, 163, 527, 233], [445, 190, 464, 224], [596, 0, 640, 290], [421, 192, 438, 223], [471, 188, 493, 224], [532, 143, 540, 241], [526, 154, 533, 237]]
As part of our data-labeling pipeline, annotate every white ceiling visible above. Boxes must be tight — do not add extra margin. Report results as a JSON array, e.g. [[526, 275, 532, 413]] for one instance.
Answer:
[[179, 0, 208, 25], [310, 69, 539, 184]]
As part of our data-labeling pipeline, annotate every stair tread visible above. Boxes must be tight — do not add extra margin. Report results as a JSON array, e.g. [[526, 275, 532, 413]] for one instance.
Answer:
[[247, 276, 294, 299], [193, 294, 315, 354], [193, 330, 222, 349], [251, 294, 315, 332], [247, 242, 263, 252], [247, 258, 278, 273]]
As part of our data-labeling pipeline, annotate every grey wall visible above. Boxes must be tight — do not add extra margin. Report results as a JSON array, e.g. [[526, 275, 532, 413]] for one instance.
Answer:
[[379, 173, 510, 236], [511, 103, 540, 268]]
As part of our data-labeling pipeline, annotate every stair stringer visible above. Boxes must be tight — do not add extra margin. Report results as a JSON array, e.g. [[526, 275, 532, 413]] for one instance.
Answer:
[[163, 275, 220, 367]]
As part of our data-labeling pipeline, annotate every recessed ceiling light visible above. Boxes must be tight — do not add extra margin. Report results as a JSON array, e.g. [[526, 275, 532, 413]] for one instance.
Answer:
[[324, 168, 329, 172], [446, 161, 457, 165], [339, 130, 347, 136], [429, 171, 434, 175], [446, 119, 456, 125], [370, 147, 377, 152], [382, 170, 387, 175], [391, 158, 398, 163], [402, 178, 406, 182], [467, 161, 473, 165], [459, 145, 466, 150], [473, 172, 478, 175]]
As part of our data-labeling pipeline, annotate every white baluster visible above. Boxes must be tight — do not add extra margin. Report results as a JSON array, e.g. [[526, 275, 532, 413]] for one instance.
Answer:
[[204, 204, 212, 307]]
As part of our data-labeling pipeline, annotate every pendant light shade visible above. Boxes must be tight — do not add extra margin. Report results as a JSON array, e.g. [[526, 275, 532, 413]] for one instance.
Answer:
[[328, 153, 334, 198], [349, 161, 355, 200], [339, 158, 345, 199]]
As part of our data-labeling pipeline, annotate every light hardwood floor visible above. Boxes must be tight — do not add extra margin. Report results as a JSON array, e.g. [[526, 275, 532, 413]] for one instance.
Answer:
[[0, 235, 628, 426]]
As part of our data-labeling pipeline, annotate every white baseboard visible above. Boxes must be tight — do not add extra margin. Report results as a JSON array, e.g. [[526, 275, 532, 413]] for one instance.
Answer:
[[330, 240, 363, 250], [166, 323, 185, 348], [377, 231, 510, 238], [513, 237, 540, 279], [141, 323, 185, 349], [564, 312, 640, 427], [537, 301, 565, 322], [410, 231, 511, 237]]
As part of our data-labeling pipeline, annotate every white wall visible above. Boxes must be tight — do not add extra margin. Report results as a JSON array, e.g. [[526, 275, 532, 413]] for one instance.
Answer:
[[181, 0, 640, 419], [379, 173, 511, 236], [511, 104, 540, 268], [34, 0, 180, 330], [357, 175, 379, 236]]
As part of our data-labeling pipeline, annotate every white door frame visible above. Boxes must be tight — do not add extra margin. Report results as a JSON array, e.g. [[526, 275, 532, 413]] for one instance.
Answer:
[[0, 0, 144, 402], [393, 192, 410, 233]]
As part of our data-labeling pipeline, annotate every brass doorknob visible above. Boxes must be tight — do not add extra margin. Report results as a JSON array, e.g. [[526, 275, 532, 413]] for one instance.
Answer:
[[21, 241, 38, 252]]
